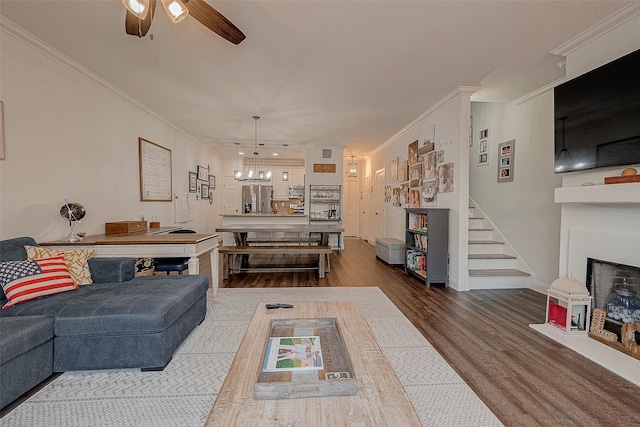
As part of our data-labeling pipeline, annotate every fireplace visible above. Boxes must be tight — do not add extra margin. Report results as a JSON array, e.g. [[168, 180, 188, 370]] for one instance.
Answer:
[[586, 258, 640, 358], [530, 229, 640, 386]]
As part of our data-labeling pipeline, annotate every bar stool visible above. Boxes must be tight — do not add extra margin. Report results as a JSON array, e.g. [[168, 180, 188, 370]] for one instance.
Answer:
[[154, 229, 196, 275]]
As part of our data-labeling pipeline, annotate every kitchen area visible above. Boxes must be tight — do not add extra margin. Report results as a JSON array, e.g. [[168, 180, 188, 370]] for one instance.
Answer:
[[219, 145, 345, 250]]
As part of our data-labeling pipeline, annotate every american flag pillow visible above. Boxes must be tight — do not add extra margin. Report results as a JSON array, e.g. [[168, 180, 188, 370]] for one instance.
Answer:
[[0, 255, 78, 309]]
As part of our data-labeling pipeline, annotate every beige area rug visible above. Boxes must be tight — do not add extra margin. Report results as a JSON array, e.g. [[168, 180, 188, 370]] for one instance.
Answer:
[[1, 287, 502, 426]]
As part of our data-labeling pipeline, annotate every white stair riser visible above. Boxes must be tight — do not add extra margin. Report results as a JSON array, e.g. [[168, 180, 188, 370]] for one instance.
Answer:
[[468, 243, 505, 254], [469, 229, 493, 241], [468, 258, 517, 270], [468, 218, 484, 229], [469, 275, 530, 290]]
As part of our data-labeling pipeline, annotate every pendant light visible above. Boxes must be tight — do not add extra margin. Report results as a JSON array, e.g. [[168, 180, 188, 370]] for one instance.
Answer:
[[122, 0, 150, 20], [238, 116, 271, 182], [555, 117, 573, 172], [282, 144, 289, 181], [161, 0, 189, 23], [347, 155, 357, 178], [234, 143, 242, 180]]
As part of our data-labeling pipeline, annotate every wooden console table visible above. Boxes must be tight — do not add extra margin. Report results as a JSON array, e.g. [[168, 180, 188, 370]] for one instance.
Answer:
[[40, 229, 221, 293], [205, 301, 421, 426]]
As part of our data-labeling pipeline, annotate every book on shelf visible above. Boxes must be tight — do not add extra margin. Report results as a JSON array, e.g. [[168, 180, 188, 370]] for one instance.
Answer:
[[262, 336, 324, 372], [409, 213, 428, 231], [412, 234, 428, 250], [406, 250, 425, 271]]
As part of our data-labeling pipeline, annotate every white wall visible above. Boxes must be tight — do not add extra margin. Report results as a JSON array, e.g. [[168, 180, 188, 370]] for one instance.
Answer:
[[305, 145, 345, 187], [371, 88, 475, 291], [470, 96, 563, 289], [0, 24, 221, 242]]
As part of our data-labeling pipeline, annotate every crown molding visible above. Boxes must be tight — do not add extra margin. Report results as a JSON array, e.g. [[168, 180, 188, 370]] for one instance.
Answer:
[[0, 16, 197, 142], [372, 86, 480, 155], [512, 77, 566, 106], [551, 2, 640, 57]]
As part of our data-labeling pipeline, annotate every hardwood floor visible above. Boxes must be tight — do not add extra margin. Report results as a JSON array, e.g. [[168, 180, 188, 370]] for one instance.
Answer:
[[217, 237, 640, 426]]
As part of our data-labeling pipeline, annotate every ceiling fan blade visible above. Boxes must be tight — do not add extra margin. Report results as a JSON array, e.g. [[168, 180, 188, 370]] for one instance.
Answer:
[[125, 0, 157, 37], [185, 0, 246, 45]]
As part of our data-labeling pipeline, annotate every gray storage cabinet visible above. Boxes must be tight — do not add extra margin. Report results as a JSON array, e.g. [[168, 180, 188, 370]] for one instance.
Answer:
[[404, 208, 449, 287]]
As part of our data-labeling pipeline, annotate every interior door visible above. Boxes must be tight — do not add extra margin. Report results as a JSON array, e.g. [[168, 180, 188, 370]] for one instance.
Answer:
[[343, 173, 359, 236], [222, 175, 239, 214], [361, 176, 370, 241], [374, 169, 385, 242]]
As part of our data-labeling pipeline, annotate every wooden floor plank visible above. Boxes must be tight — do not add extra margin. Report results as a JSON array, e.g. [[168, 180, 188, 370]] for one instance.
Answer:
[[216, 237, 640, 426]]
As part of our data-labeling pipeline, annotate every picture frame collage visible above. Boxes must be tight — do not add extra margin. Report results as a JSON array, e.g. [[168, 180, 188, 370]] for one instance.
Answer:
[[191, 165, 215, 203], [390, 126, 453, 208], [478, 128, 490, 166]]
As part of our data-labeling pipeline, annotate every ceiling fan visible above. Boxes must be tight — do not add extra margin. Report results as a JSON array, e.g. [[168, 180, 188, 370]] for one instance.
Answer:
[[123, 0, 245, 45]]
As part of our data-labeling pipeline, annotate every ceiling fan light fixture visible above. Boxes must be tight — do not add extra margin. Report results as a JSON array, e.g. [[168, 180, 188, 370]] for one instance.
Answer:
[[161, 0, 189, 23], [122, 0, 150, 20]]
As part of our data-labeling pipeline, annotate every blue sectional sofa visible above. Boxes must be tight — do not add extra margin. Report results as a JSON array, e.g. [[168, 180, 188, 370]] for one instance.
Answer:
[[0, 236, 209, 409]]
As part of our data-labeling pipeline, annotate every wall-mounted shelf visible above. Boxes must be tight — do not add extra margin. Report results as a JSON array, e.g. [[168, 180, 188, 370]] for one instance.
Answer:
[[554, 182, 640, 204]]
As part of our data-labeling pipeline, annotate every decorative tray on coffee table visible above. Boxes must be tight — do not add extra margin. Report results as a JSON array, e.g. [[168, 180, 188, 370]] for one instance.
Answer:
[[254, 317, 357, 400]]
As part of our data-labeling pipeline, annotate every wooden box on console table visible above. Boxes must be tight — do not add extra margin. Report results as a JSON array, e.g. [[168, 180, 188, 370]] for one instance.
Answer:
[[105, 221, 148, 235]]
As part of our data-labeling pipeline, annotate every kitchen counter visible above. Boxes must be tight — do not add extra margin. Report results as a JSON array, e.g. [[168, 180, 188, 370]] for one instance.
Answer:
[[220, 214, 307, 217], [220, 213, 311, 228]]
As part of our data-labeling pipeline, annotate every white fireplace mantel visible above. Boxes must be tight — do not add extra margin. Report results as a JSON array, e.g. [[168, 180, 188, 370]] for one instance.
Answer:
[[555, 182, 640, 204]]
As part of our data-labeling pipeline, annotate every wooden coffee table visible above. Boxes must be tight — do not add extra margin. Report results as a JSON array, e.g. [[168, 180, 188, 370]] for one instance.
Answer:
[[204, 301, 421, 426]]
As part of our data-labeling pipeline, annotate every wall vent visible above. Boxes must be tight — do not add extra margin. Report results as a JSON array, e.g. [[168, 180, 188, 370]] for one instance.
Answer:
[[322, 149, 332, 159]]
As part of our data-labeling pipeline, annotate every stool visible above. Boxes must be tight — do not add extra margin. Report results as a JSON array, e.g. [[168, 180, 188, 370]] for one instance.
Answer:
[[375, 238, 405, 265], [154, 229, 195, 275]]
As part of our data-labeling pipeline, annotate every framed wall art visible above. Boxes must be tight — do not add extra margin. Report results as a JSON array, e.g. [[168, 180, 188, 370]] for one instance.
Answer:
[[139, 138, 172, 202], [200, 183, 210, 199], [197, 165, 209, 181], [189, 171, 197, 192], [421, 151, 436, 181], [478, 137, 490, 166], [408, 140, 418, 164], [391, 158, 398, 181], [209, 175, 216, 190], [398, 160, 408, 182], [497, 140, 515, 183], [409, 163, 422, 188]]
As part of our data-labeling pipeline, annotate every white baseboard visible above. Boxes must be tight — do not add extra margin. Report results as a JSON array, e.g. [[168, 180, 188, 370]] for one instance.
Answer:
[[528, 279, 549, 295]]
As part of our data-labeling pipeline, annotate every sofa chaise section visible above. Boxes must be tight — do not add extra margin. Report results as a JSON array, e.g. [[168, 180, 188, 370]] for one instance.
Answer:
[[0, 316, 54, 409], [1, 235, 209, 379], [1, 274, 209, 371]]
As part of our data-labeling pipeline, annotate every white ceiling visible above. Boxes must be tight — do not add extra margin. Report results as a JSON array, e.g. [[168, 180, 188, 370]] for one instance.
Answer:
[[0, 1, 630, 161]]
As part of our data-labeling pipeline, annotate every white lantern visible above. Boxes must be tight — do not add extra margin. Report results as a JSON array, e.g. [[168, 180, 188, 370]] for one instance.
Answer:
[[545, 276, 593, 335]]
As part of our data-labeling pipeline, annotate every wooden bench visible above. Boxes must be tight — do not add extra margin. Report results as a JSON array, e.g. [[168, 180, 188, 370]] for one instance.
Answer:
[[246, 236, 321, 246], [219, 245, 332, 279]]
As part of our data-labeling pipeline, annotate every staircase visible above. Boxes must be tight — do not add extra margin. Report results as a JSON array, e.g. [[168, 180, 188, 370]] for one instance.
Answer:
[[468, 203, 531, 289]]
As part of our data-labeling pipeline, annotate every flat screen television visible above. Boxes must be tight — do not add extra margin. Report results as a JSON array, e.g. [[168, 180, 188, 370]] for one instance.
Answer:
[[553, 48, 640, 173]]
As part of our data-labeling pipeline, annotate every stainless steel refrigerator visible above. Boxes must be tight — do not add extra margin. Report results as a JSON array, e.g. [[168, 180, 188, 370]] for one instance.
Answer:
[[241, 185, 273, 214]]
